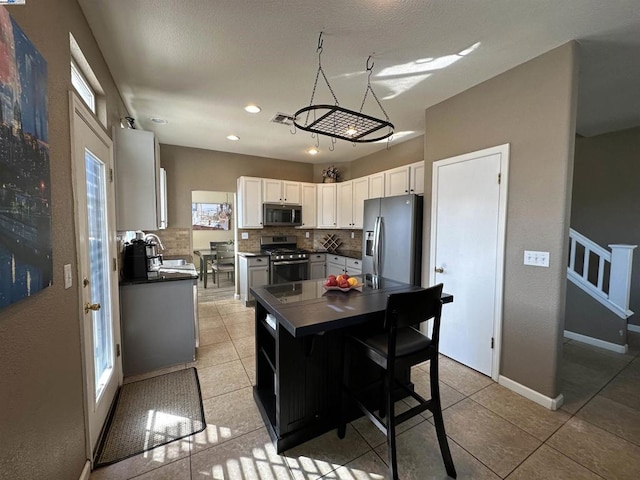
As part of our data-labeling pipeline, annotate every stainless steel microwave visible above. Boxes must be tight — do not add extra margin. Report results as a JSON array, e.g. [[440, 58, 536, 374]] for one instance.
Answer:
[[263, 203, 302, 226]]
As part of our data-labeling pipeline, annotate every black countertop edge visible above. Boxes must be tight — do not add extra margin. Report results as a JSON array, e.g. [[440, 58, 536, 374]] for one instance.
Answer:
[[312, 249, 362, 260], [120, 272, 197, 285]]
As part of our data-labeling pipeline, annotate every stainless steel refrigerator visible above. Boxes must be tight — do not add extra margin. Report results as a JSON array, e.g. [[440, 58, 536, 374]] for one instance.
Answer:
[[362, 194, 423, 285]]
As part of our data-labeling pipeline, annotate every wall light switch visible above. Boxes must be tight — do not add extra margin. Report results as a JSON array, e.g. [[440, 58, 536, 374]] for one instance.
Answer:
[[241, 232, 249, 240], [64, 264, 73, 289], [524, 250, 550, 267], [305, 232, 309, 238]]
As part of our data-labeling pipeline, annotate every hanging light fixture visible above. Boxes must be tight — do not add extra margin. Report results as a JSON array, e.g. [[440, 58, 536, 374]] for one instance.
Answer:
[[293, 32, 394, 146]]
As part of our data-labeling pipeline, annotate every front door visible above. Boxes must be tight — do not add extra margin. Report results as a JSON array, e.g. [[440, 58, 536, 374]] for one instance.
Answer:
[[70, 93, 121, 457], [429, 144, 509, 378]]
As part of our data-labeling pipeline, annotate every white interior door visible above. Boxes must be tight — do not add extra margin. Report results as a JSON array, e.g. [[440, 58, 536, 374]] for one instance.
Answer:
[[430, 145, 509, 378], [70, 93, 121, 457]]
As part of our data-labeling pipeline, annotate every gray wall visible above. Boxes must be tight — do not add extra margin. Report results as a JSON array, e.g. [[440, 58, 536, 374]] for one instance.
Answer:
[[570, 127, 640, 331], [0, 2, 127, 479], [423, 43, 578, 399], [160, 144, 315, 229]]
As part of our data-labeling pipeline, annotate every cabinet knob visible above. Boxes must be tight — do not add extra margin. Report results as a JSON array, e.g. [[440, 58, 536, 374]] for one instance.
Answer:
[[405, 189, 408, 193]]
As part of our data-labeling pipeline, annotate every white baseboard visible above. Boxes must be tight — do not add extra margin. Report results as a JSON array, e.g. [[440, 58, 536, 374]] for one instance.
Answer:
[[79, 460, 91, 480], [234, 293, 240, 300], [498, 375, 564, 411], [564, 330, 628, 354], [628, 323, 640, 333]]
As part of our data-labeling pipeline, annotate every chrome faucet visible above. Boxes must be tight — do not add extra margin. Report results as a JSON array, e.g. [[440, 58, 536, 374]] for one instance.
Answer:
[[144, 233, 165, 250]]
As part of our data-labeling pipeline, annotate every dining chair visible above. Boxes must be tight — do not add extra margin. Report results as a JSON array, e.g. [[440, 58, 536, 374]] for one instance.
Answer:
[[211, 243, 235, 288], [337, 283, 457, 480]]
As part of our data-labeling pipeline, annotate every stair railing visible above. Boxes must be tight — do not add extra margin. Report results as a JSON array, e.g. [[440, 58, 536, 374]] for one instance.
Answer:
[[567, 228, 636, 319]]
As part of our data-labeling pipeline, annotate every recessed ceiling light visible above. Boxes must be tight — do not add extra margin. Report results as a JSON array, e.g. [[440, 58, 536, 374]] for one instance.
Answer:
[[150, 117, 168, 125], [226, 135, 240, 141], [307, 148, 319, 155], [244, 105, 261, 113]]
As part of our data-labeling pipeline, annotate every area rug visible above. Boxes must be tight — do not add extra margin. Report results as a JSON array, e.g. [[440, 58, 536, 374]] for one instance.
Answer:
[[94, 367, 206, 467]]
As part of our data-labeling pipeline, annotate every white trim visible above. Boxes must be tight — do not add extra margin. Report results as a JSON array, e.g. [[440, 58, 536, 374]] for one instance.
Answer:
[[567, 270, 631, 319], [628, 323, 640, 333], [429, 144, 509, 382], [564, 330, 628, 354], [78, 460, 91, 480], [499, 375, 564, 411]]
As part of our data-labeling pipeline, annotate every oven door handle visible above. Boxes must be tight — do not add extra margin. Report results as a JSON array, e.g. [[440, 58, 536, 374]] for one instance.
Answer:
[[272, 260, 309, 266]]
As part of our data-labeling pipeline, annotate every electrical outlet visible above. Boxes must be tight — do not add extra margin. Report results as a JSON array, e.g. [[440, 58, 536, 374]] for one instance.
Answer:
[[524, 250, 550, 267], [64, 264, 73, 289], [241, 232, 249, 240], [351, 232, 355, 239], [305, 232, 309, 238]]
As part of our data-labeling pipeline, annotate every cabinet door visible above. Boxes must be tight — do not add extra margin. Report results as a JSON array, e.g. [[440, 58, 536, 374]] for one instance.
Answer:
[[263, 179, 283, 203], [317, 184, 337, 228], [300, 183, 316, 228], [159, 167, 168, 229], [114, 128, 160, 230], [310, 262, 326, 279], [368, 172, 385, 199], [352, 177, 369, 228], [249, 265, 270, 290], [410, 161, 425, 195], [345, 257, 362, 276], [282, 181, 301, 204], [337, 180, 354, 228], [385, 166, 410, 197], [326, 262, 344, 277], [238, 176, 263, 228]]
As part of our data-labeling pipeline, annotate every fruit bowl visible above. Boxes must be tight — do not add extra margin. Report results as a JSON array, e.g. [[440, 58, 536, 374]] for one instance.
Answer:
[[323, 282, 362, 292]]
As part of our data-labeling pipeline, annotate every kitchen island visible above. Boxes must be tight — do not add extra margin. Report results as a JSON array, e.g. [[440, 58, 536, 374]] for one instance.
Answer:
[[250, 275, 452, 452]]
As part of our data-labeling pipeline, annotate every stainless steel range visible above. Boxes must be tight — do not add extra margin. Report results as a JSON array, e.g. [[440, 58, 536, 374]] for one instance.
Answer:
[[260, 236, 310, 284]]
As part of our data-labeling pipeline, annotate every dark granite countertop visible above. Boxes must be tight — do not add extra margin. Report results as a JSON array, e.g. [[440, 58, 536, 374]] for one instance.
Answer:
[[119, 264, 198, 285], [251, 275, 452, 337], [238, 251, 269, 257]]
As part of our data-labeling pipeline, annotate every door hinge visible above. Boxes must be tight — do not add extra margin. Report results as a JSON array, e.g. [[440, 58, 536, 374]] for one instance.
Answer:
[[497, 173, 501, 184], [109, 168, 114, 183], [491, 337, 495, 349], [112, 257, 117, 272], [116, 344, 121, 357]]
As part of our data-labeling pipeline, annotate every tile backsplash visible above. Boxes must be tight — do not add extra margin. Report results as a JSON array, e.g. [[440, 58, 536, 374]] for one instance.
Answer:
[[237, 227, 362, 253]]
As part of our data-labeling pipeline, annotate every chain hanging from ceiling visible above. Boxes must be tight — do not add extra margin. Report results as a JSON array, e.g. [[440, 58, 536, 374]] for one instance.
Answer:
[[292, 32, 394, 147]]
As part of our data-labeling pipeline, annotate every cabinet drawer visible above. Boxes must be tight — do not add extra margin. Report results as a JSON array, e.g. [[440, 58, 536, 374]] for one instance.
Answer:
[[327, 255, 345, 266], [309, 253, 325, 263], [346, 258, 362, 270], [247, 256, 269, 267]]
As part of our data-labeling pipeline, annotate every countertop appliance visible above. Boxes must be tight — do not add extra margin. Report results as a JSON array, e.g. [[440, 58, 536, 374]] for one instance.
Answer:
[[362, 194, 423, 285], [260, 235, 310, 284], [263, 203, 302, 227], [122, 236, 164, 280]]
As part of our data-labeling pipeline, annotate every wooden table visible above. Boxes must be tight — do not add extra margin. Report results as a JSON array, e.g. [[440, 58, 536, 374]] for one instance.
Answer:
[[250, 275, 452, 452], [193, 249, 216, 287]]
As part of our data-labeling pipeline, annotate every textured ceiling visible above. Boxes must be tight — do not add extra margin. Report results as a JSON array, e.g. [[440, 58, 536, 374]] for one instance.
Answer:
[[78, 0, 640, 163]]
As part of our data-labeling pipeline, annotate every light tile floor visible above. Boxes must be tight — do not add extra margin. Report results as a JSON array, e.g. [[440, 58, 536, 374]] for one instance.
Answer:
[[91, 284, 640, 479]]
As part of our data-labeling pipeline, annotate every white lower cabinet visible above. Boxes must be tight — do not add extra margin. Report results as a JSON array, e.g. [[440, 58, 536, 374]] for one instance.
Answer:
[[239, 255, 270, 305], [309, 253, 326, 279]]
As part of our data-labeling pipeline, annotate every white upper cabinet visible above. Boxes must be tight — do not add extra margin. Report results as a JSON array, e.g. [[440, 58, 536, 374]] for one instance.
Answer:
[[300, 182, 317, 228], [159, 167, 168, 229], [263, 179, 301, 204], [384, 165, 411, 197], [317, 183, 337, 228], [337, 177, 369, 228], [368, 172, 385, 199], [409, 161, 425, 195], [114, 128, 161, 231], [237, 176, 263, 228]]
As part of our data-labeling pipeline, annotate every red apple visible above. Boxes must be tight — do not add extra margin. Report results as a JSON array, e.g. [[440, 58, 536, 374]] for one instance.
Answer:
[[339, 280, 349, 288], [327, 275, 337, 282], [326, 278, 338, 286], [342, 273, 350, 280]]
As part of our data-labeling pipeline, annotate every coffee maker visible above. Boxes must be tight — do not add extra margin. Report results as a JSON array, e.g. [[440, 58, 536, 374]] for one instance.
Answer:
[[122, 233, 164, 280]]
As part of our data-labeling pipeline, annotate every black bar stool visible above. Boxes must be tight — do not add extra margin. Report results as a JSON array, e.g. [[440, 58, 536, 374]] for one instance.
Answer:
[[337, 283, 457, 479]]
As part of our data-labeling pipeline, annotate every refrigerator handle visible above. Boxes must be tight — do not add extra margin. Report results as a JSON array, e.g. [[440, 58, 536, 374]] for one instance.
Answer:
[[373, 216, 381, 275]]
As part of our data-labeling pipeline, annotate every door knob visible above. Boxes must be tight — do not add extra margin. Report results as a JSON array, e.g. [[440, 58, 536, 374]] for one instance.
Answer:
[[84, 302, 101, 314], [434, 267, 444, 273]]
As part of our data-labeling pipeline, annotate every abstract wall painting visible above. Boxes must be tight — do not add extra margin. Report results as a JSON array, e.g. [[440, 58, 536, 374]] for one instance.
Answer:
[[0, 7, 52, 309]]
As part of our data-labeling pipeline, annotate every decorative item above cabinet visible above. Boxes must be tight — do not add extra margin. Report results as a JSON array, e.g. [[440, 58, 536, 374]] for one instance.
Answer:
[[114, 128, 165, 231]]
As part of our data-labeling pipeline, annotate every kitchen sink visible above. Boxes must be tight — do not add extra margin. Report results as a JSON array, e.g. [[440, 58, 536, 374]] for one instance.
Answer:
[[162, 259, 187, 267]]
